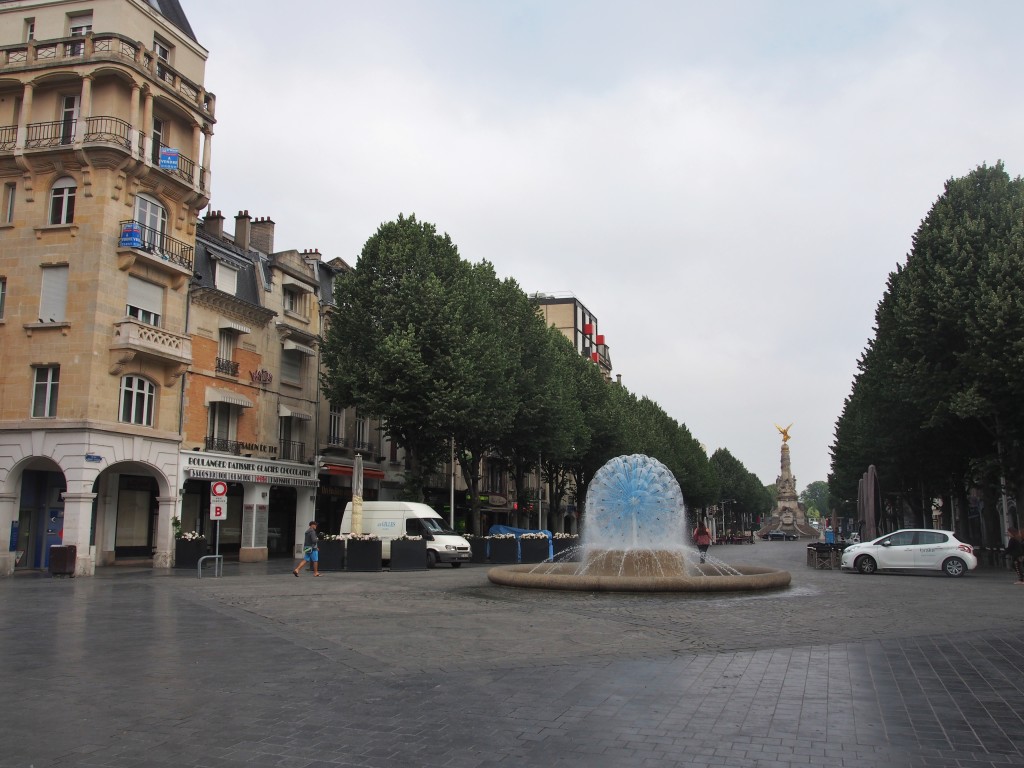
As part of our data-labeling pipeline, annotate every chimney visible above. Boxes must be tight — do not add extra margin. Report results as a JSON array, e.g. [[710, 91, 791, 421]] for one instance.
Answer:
[[250, 216, 275, 253], [234, 210, 251, 251], [202, 209, 224, 240]]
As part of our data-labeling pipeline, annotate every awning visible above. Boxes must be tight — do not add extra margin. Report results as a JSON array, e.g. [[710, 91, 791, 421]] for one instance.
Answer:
[[321, 463, 386, 480], [278, 404, 312, 421], [205, 387, 253, 408], [283, 339, 316, 356], [282, 274, 314, 293], [219, 319, 252, 334]]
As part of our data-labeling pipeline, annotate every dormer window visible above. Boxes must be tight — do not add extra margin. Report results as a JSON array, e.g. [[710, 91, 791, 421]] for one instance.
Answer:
[[215, 263, 237, 294]]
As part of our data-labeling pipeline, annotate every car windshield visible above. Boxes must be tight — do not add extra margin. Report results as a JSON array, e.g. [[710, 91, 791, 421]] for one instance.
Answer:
[[420, 517, 456, 535]]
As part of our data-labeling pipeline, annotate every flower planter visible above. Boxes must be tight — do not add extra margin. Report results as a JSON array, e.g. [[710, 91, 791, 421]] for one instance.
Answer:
[[552, 538, 581, 562], [318, 540, 345, 571], [469, 538, 488, 563], [389, 539, 427, 571], [519, 538, 551, 563], [487, 538, 517, 564], [174, 539, 208, 569], [346, 539, 382, 572]]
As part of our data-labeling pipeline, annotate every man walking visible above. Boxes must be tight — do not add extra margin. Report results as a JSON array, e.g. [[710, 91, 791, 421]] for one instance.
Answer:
[[293, 520, 321, 577]]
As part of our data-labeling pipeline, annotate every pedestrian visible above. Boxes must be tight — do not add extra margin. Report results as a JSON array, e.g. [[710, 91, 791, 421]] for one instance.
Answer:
[[693, 520, 712, 564], [293, 520, 321, 577], [1006, 528, 1024, 585]]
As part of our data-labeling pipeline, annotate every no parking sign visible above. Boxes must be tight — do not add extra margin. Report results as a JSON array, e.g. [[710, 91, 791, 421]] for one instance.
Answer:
[[210, 480, 228, 521]]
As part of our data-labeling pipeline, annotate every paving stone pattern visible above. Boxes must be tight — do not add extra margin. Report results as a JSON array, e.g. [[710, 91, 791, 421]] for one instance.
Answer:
[[2, 542, 1023, 767]]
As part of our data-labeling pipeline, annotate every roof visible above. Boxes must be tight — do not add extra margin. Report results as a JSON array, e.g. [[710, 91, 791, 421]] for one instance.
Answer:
[[147, 0, 199, 44]]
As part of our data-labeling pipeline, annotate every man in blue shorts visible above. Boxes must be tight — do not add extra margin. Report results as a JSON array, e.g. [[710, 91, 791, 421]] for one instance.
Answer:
[[293, 520, 320, 576]]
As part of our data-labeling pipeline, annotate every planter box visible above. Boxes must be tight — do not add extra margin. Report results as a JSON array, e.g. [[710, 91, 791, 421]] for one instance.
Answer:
[[552, 538, 581, 562], [519, 538, 551, 563], [390, 539, 427, 571], [469, 539, 488, 563], [318, 540, 345, 571], [174, 539, 208, 569], [346, 539, 382, 572], [487, 538, 517, 564]]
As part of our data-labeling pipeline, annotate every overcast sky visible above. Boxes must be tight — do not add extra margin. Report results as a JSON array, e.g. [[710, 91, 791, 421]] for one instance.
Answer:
[[192, 1, 1024, 491]]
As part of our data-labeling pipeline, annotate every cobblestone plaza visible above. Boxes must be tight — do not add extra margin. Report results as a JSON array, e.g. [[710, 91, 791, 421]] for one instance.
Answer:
[[2, 542, 1022, 768]]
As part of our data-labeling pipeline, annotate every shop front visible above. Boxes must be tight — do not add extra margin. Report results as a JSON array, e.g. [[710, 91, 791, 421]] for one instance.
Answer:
[[180, 452, 318, 562], [318, 463, 383, 535]]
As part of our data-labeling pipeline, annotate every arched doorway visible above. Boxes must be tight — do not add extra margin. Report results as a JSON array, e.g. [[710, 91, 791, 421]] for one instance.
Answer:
[[13, 460, 67, 570]]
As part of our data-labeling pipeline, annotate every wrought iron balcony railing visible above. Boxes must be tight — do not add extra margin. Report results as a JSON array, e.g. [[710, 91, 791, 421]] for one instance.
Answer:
[[205, 436, 242, 455], [215, 357, 239, 376], [326, 435, 347, 447], [278, 440, 306, 463], [25, 119, 76, 148], [118, 219, 194, 270]]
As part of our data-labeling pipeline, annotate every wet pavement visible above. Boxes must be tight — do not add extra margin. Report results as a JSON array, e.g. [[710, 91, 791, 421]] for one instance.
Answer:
[[2, 540, 1023, 767]]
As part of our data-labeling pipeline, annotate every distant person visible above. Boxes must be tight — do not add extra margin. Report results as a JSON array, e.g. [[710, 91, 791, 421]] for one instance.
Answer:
[[1006, 528, 1024, 585], [693, 522, 712, 564], [293, 520, 321, 577]]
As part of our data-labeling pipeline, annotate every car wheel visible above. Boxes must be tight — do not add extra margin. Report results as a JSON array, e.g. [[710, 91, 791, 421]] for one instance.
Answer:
[[943, 557, 966, 577], [426, 549, 438, 569], [451, 562, 462, 568], [856, 555, 877, 575]]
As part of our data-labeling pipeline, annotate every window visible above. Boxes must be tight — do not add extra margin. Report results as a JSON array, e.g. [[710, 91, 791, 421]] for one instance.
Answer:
[[0, 276, 6, 320], [208, 402, 236, 445], [32, 365, 60, 418], [59, 95, 78, 145], [217, 330, 236, 361], [133, 193, 166, 250], [119, 376, 155, 426], [884, 531, 915, 546], [283, 286, 306, 315], [49, 177, 76, 225], [3, 182, 15, 224], [126, 276, 163, 326], [328, 403, 345, 445], [215, 262, 237, 294], [67, 13, 91, 56], [153, 35, 172, 79], [916, 531, 948, 546], [280, 348, 303, 383], [354, 412, 369, 450], [151, 117, 164, 164], [39, 265, 68, 323], [25, 18, 35, 41]]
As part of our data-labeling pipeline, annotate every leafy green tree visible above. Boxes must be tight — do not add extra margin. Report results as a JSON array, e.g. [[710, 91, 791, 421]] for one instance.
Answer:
[[799, 480, 830, 517]]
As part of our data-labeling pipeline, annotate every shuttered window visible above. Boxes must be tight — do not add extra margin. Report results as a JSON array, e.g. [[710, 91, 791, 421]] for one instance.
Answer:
[[126, 276, 163, 326], [39, 265, 68, 323]]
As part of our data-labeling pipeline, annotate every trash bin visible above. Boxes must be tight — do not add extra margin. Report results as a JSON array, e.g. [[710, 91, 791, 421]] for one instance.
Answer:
[[49, 545, 77, 577]]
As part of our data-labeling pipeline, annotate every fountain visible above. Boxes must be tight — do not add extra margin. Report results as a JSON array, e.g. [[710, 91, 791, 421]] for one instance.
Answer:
[[487, 454, 791, 592]]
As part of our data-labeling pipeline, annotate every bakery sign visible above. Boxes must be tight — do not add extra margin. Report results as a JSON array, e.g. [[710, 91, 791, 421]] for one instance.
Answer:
[[183, 454, 317, 487]]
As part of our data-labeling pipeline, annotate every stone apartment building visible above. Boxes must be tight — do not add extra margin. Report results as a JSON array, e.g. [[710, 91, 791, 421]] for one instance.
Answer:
[[0, 0, 214, 575]]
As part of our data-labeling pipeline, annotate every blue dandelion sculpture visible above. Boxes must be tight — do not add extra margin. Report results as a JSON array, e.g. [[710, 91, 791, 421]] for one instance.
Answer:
[[585, 454, 686, 552]]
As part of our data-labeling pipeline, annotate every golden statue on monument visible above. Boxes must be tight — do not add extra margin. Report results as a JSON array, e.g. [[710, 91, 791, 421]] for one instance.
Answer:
[[775, 423, 793, 443]]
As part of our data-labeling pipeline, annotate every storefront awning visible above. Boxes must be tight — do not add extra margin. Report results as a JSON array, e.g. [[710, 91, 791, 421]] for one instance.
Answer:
[[283, 339, 316, 356], [205, 386, 253, 408], [321, 463, 386, 480], [278, 404, 312, 421], [219, 319, 252, 334]]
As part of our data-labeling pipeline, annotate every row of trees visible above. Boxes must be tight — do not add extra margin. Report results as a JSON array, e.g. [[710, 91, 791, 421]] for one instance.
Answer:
[[830, 162, 1024, 542], [321, 215, 773, 534]]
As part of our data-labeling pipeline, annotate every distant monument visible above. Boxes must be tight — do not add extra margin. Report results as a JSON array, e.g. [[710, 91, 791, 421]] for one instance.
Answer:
[[759, 424, 815, 537]]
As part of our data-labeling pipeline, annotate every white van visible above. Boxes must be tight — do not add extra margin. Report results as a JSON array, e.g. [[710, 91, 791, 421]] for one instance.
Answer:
[[341, 501, 472, 568]]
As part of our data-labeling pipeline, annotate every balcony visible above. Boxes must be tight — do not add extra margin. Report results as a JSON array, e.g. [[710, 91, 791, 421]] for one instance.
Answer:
[[205, 436, 242, 455], [278, 440, 306, 463], [116, 219, 194, 285], [215, 357, 239, 376], [109, 319, 191, 385]]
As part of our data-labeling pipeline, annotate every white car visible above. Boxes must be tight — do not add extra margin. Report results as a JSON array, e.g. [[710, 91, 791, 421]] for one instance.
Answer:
[[840, 529, 977, 577]]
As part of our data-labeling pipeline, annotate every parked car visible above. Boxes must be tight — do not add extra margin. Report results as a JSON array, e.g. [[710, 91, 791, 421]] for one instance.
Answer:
[[840, 529, 976, 577], [762, 530, 799, 541]]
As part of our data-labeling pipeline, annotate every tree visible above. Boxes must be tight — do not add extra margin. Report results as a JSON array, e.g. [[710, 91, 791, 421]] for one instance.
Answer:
[[799, 481, 830, 518], [321, 214, 472, 498]]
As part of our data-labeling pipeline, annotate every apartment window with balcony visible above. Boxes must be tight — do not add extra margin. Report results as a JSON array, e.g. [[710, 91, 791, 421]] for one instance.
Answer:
[[208, 401, 237, 449], [67, 12, 92, 56], [119, 375, 156, 426], [328, 403, 345, 446], [3, 183, 15, 224], [134, 193, 167, 250], [59, 95, 78, 145], [486, 460, 506, 495], [151, 117, 164, 164], [215, 263, 237, 295], [32, 365, 60, 418], [216, 330, 239, 375], [354, 412, 370, 452], [154, 35, 173, 79], [39, 265, 68, 323], [49, 177, 76, 225], [126, 276, 163, 327]]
